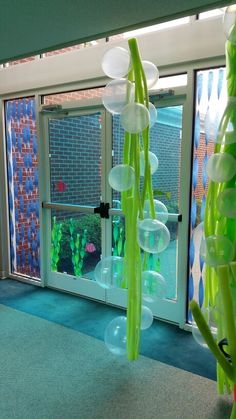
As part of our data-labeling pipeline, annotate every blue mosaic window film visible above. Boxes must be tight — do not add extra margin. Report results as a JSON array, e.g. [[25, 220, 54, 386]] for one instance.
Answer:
[[188, 68, 226, 321], [5, 97, 40, 279]]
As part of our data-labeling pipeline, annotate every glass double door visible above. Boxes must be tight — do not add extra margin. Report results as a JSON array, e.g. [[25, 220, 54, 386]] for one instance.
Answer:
[[40, 97, 188, 324]]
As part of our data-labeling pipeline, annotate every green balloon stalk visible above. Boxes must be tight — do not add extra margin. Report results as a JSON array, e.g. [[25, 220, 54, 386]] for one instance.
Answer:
[[99, 38, 170, 360]]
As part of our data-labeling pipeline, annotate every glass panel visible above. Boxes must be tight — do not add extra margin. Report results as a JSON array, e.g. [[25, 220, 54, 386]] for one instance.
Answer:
[[7, 56, 37, 66], [43, 87, 105, 105], [48, 113, 102, 206], [5, 97, 40, 279], [112, 104, 183, 300], [43, 45, 83, 57], [152, 106, 182, 211], [107, 17, 190, 43], [51, 211, 101, 280], [145, 223, 178, 300], [151, 74, 187, 90], [151, 106, 182, 300], [198, 8, 226, 19], [112, 214, 125, 257], [48, 112, 102, 279], [188, 67, 227, 321], [111, 212, 177, 299], [42, 73, 187, 107], [43, 38, 106, 57]]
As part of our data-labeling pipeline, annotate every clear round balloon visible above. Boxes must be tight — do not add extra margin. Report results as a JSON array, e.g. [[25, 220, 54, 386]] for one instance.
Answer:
[[142, 61, 159, 89], [192, 307, 218, 348], [217, 188, 236, 218], [108, 164, 135, 192], [192, 222, 204, 253], [142, 270, 167, 302], [143, 199, 168, 224], [138, 219, 170, 254], [102, 47, 131, 78], [102, 79, 134, 114], [94, 256, 124, 289], [121, 102, 150, 134], [206, 152, 236, 183], [223, 5, 236, 45], [199, 235, 235, 267], [215, 103, 236, 145], [104, 316, 127, 355], [140, 151, 159, 176], [204, 105, 223, 142], [149, 102, 157, 128], [141, 305, 153, 330]]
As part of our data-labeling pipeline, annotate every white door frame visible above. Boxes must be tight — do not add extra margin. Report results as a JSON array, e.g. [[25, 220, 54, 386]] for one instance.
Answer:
[[106, 91, 190, 325], [39, 102, 107, 300]]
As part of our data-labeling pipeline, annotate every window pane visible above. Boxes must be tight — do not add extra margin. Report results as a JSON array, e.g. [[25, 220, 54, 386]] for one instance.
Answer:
[[43, 39, 106, 57], [151, 74, 187, 90], [112, 104, 183, 300], [5, 97, 40, 279], [51, 211, 101, 280], [48, 112, 102, 280], [48, 113, 102, 207], [108, 17, 190, 43], [112, 214, 125, 258], [123, 17, 190, 38], [188, 67, 227, 320], [5, 56, 38, 67], [42, 87, 105, 105]]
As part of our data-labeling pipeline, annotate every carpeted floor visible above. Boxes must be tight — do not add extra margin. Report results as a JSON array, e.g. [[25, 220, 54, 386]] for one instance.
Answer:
[[0, 278, 216, 380], [0, 303, 232, 419]]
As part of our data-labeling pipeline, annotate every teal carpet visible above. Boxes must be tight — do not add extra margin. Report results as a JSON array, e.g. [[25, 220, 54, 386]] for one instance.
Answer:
[[0, 279, 217, 380], [0, 304, 232, 419]]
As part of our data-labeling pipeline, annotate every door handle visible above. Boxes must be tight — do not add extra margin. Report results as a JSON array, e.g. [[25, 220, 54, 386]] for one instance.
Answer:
[[94, 202, 110, 219]]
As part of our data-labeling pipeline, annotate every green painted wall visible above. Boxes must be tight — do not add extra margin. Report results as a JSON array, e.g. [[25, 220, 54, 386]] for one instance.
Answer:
[[0, 0, 233, 63]]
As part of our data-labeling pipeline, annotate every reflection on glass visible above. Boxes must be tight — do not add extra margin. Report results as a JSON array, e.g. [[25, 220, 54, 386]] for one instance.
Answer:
[[43, 87, 105, 105], [51, 211, 101, 280], [111, 213, 178, 298], [112, 105, 182, 301], [48, 112, 102, 207], [145, 222, 178, 300]]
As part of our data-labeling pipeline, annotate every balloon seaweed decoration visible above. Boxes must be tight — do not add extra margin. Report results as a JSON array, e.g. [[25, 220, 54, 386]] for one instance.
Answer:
[[190, 6, 236, 418], [94, 38, 170, 360]]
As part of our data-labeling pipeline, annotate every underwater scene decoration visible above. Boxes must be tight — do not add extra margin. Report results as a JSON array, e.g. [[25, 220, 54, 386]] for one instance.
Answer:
[[5, 97, 40, 278], [94, 38, 170, 361]]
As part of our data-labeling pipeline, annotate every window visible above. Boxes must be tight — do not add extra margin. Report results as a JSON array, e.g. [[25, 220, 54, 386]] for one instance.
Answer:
[[188, 67, 226, 320], [5, 97, 40, 279], [198, 8, 226, 20]]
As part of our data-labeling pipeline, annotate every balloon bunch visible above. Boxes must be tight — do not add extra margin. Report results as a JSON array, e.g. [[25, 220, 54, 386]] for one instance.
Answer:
[[93, 38, 171, 360], [190, 6, 236, 418]]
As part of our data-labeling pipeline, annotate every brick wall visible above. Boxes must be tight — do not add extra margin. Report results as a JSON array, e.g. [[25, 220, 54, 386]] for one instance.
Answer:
[[44, 87, 105, 105], [49, 113, 102, 208], [48, 109, 181, 218]]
